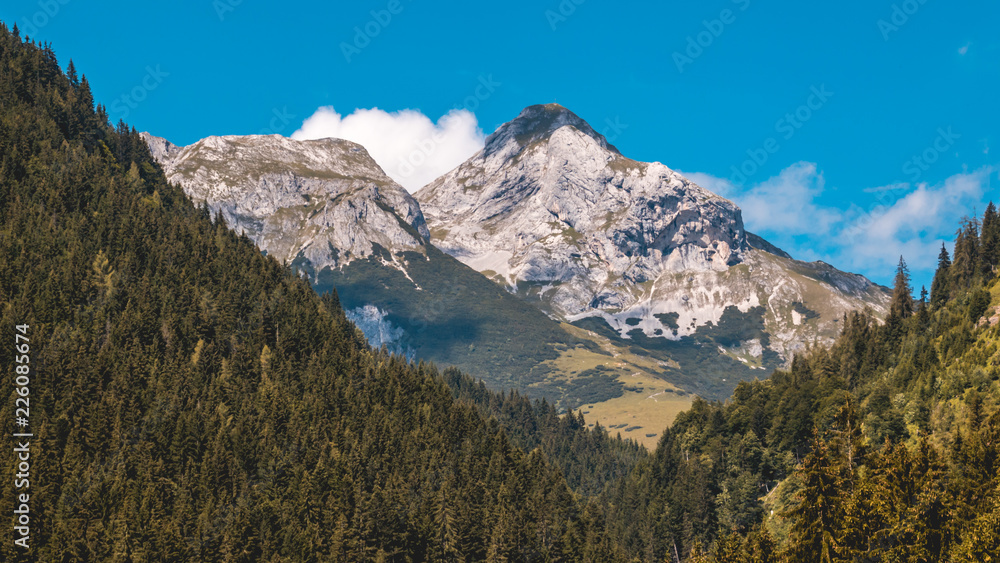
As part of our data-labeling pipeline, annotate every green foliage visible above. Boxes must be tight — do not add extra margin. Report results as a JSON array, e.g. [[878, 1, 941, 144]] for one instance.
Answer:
[[3, 23, 998, 562], [584, 208, 1000, 561], [889, 256, 914, 320], [443, 368, 644, 497], [930, 243, 952, 309]]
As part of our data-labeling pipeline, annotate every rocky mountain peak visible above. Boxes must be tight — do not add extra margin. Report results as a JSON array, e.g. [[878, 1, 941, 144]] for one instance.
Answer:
[[484, 103, 621, 161], [417, 105, 751, 317], [141, 132, 430, 274], [416, 104, 890, 362]]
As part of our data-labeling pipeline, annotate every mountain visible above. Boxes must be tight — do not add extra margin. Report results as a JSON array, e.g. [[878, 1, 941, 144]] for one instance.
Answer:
[[145, 105, 890, 443], [141, 132, 429, 270], [416, 104, 891, 397], [142, 131, 620, 404]]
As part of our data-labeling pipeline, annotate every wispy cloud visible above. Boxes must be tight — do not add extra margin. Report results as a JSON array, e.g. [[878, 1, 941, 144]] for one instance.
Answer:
[[686, 164, 996, 285], [684, 163, 841, 245], [958, 42, 971, 55], [292, 107, 485, 192]]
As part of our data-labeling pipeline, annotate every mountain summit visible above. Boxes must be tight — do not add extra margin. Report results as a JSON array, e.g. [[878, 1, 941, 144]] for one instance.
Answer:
[[418, 104, 752, 316], [416, 105, 890, 378], [483, 103, 623, 159]]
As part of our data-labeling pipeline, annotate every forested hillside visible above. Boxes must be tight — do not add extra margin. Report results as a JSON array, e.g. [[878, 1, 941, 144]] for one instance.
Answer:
[[593, 224, 1000, 560], [0, 25, 641, 562]]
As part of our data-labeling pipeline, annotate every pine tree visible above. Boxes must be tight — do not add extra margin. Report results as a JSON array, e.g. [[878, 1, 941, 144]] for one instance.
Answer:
[[783, 431, 841, 563], [917, 285, 930, 325], [66, 59, 79, 87], [748, 527, 778, 563], [930, 244, 951, 309], [980, 201, 999, 277], [889, 256, 913, 320]]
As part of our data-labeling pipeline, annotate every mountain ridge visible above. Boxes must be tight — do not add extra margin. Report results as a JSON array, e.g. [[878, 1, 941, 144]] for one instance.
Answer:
[[144, 104, 889, 415], [141, 131, 430, 272], [142, 130, 611, 405], [416, 103, 890, 367]]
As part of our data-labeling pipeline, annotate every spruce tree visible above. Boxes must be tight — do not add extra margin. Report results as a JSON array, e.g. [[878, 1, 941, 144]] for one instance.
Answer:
[[930, 244, 952, 309], [918, 285, 930, 325], [67, 59, 79, 87], [980, 201, 999, 277], [889, 256, 913, 319], [783, 431, 842, 563]]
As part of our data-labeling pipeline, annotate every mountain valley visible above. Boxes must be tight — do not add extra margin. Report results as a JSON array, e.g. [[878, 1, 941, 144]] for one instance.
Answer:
[[145, 105, 892, 444]]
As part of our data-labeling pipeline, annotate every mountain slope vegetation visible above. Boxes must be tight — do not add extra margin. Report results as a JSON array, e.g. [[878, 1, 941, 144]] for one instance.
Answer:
[[145, 130, 629, 409], [592, 235, 1000, 561], [417, 103, 891, 403]]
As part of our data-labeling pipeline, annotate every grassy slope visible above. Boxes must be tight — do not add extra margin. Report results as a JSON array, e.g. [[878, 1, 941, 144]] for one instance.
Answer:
[[573, 305, 785, 401], [314, 243, 625, 403]]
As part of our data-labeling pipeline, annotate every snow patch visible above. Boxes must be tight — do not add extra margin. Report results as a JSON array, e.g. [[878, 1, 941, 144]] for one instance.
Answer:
[[791, 309, 803, 326]]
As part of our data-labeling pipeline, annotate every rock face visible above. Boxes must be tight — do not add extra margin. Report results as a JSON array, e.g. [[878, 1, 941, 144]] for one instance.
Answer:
[[418, 104, 749, 316], [416, 104, 890, 359], [141, 132, 429, 271]]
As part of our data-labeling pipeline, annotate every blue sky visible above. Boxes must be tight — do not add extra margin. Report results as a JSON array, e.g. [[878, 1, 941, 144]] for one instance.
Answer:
[[3, 0, 997, 289]]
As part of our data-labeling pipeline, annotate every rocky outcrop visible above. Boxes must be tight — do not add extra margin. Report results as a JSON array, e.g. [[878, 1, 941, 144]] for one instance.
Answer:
[[142, 132, 429, 272]]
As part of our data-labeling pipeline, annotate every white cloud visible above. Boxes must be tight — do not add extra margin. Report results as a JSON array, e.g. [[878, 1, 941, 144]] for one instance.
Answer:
[[841, 170, 988, 276], [292, 107, 485, 192], [686, 164, 995, 285], [959, 42, 971, 55], [685, 162, 841, 239]]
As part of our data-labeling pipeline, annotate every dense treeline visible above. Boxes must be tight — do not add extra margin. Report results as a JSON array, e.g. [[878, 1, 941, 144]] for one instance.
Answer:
[[444, 369, 647, 497], [0, 24, 643, 561], [593, 222, 1000, 560]]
